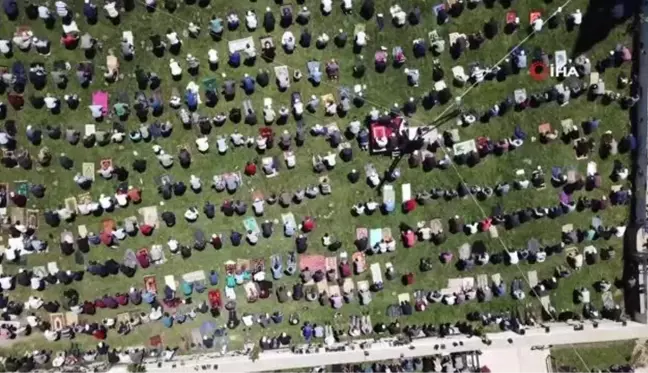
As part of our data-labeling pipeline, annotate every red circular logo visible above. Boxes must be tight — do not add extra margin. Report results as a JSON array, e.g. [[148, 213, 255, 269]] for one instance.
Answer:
[[529, 61, 549, 81]]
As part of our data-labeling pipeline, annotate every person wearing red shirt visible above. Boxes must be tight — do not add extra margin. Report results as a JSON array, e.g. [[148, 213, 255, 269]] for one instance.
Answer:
[[92, 328, 106, 340], [100, 231, 113, 246], [9, 192, 26, 207], [61, 33, 78, 48], [302, 217, 315, 232], [127, 186, 142, 203], [244, 161, 257, 176], [115, 293, 129, 306], [140, 223, 153, 236], [211, 234, 222, 249], [403, 199, 416, 213], [94, 298, 106, 309]]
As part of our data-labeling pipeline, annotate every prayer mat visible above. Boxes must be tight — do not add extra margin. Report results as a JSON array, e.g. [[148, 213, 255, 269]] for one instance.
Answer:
[[100, 159, 113, 170], [143, 275, 158, 294], [224, 260, 236, 275], [117, 312, 131, 324], [64, 197, 78, 213], [250, 258, 265, 274], [50, 313, 66, 331], [77, 193, 92, 205], [10, 207, 25, 225], [506, 11, 517, 24], [84, 124, 96, 137], [138, 206, 159, 227], [13, 181, 28, 196], [65, 312, 78, 326], [82, 163, 95, 180], [354, 23, 366, 35], [149, 335, 162, 347], [299, 254, 326, 272], [102, 219, 116, 233], [26, 209, 38, 229], [236, 258, 251, 273], [153, 174, 174, 187], [529, 11, 542, 24]]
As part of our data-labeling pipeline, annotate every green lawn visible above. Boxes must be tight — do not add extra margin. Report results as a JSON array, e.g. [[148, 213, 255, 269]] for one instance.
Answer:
[[551, 340, 637, 372], [0, 0, 634, 358]]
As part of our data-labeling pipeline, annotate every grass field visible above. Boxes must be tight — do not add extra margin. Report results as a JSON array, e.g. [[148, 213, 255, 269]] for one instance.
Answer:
[[551, 340, 637, 372], [0, 0, 635, 360]]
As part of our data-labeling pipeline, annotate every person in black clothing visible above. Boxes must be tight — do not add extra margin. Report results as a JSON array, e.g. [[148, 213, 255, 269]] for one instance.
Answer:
[[229, 107, 242, 123], [16, 270, 31, 287], [221, 201, 234, 216], [44, 210, 60, 226], [204, 201, 215, 219], [178, 148, 191, 168], [132, 159, 147, 173], [104, 259, 120, 275], [340, 147, 353, 162], [159, 183, 172, 199], [2, 155, 17, 168], [113, 166, 128, 181], [57, 271, 72, 285], [43, 301, 60, 313], [360, 0, 374, 19], [17, 151, 32, 169], [264, 7, 275, 32], [194, 229, 206, 251], [120, 263, 136, 277], [261, 220, 273, 238], [347, 169, 360, 183], [173, 181, 186, 196], [180, 245, 192, 259], [25, 2, 38, 19], [484, 17, 498, 39], [61, 239, 75, 256], [300, 29, 311, 48], [150, 34, 165, 57], [46, 125, 61, 139], [295, 235, 308, 253], [162, 211, 176, 227], [77, 234, 90, 253], [256, 69, 270, 87], [245, 109, 257, 125], [59, 153, 74, 169]]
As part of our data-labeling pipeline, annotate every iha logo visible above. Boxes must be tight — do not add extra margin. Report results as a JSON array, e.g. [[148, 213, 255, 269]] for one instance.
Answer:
[[529, 61, 579, 81]]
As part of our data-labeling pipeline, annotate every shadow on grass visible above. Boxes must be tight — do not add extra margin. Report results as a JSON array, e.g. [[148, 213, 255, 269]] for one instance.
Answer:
[[571, 0, 637, 57]]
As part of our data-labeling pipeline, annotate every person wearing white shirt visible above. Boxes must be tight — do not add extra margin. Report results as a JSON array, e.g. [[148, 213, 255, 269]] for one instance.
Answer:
[[230, 132, 244, 146], [99, 194, 113, 210], [27, 314, 40, 327], [77, 203, 92, 215], [55, 1, 68, 18], [570, 9, 582, 25], [166, 31, 180, 46], [366, 200, 378, 213], [73, 173, 91, 187], [112, 227, 126, 240], [322, 234, 332, 246], [252, 199, 264, 216], [44, 329, 59, 341], [294, 100, 304, 116], [245, 10, 258, 30], [31, 276, 43, 290], [89, 104, 103, 119], [282, 31, 295, 51], [103, 318, 116, 328], [57, 207, 73, 221], [184, 207, 199, 222], [247, 231, 259, 245], [0, 275, 13, 290], [352, 204, 365, 215], [14, 222, 26, 233], [190, 175, 201, 191], [38, 6, 51, 20], [355, 31, 367, 47], [208, 49, 219, 64], [98, 166, 113, 179], [4, 249, 17, 262], [321, 0, 332, 14], [216, 136, 228, 154], [285, 152, 296, 168], [26, 296, 43, 310], [168, 238, 179, 254], [70, 305, 82, 314], [0, 131, 10, 146], [532, 18, 544, 32], [0, 39, 8, 55], [169, 59, 182, 78], [195, 137, 209, 153], [323, 152, 336, 168], [111, 131, 125, 143], [256, 136, 267, 150], [115, 193, 128, 207], [44, 95, 58, 110]]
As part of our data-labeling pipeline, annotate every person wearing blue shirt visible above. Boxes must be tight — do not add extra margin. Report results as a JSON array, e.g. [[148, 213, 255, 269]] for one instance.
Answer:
[[83, 0, 98, 24], [162, 313, 173, 328], [3, 0, 18, 20], [209, 271, 219, 285], [231, 231, 242, 246], [185, 90, 197, 110], [142, 291, 155, 304], [164, 285, 175, 300], [242, 74, 255, 94], [210, 16, 223, 38], [229, 51, 241, 67]]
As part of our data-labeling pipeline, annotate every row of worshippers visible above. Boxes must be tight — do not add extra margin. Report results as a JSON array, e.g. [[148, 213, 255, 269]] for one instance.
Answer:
[[0, 266, 84, 292], [42, 187, 142, 228]]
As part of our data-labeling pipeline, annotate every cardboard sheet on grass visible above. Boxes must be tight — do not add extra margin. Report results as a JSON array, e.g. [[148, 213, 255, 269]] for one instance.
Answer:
[[138, 206, 159, 227]]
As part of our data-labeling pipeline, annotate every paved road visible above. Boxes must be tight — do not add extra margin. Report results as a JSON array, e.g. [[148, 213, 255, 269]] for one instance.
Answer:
[[129, 321, 648, 373]]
